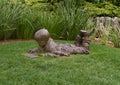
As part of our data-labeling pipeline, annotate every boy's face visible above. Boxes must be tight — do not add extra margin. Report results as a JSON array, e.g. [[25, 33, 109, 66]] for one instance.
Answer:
[[37, 38, 48, 47]]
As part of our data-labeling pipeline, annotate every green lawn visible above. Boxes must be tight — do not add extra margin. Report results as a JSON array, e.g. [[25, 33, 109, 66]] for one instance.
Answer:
[[0, 40, 120, 85]]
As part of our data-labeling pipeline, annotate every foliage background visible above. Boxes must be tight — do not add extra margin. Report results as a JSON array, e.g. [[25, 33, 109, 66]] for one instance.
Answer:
[[0, 0, 120, 47]]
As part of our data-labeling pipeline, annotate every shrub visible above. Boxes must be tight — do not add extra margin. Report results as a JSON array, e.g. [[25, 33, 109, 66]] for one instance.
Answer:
[[54, 0, 89, 40], [85, 2, 120, 17], [110, 27, 120, 47], [0, 0, 22, 40], [0, 0, 35, 40], [0, 0, 89, 40]]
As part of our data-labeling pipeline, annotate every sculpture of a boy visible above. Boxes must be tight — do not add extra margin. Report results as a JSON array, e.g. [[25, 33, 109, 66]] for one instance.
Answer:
[[25, 28, 93, 58]]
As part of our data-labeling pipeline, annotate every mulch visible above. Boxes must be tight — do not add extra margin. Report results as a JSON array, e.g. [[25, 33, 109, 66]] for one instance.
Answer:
[[0, 39, 33, 44], [0, 38, 119, 48]]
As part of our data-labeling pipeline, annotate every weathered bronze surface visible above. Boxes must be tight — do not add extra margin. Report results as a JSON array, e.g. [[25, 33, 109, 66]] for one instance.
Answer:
[[25, 28, 93, 58]]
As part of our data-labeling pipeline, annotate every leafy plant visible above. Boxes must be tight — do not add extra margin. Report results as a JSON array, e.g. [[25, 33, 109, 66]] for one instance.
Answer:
[[0, 0, 37, 40], [55, 0, 89, 40], [0, 0, 21, 40], [110, 27, 120, 47], [85, 1, 120, 17]]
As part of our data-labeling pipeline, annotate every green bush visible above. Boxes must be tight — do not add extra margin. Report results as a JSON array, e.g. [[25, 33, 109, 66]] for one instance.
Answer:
[[0, 0, 22, 40], [0, 0, 35, 40], [110, 27, 120, 47], [85, 2, 120, 17], [0, 0, 89, 40], [25, 0, 48, 10], [53, 0, 89, 39]]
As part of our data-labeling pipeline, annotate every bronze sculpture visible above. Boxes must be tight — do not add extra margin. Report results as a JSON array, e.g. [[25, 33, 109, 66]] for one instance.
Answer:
[[25, 28, 93, 58], [74, 29, 94, 50]]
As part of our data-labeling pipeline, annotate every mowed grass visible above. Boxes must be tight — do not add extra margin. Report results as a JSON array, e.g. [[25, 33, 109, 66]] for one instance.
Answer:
[[0, 40, 120, 85]]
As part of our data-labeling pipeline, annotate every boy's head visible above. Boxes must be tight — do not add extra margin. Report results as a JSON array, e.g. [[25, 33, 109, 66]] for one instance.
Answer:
[[34, 28, 50, 47]]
